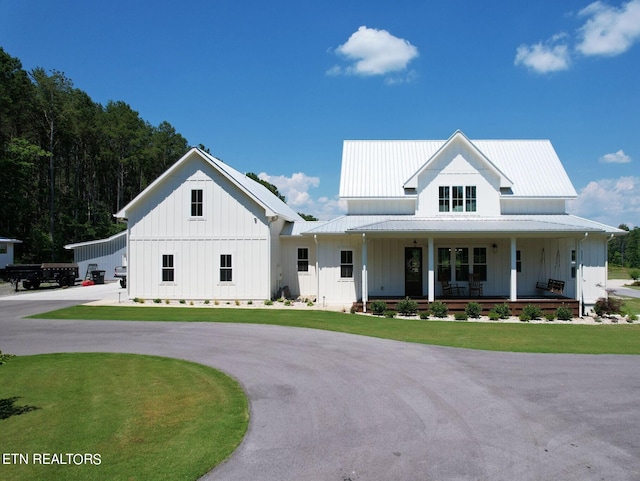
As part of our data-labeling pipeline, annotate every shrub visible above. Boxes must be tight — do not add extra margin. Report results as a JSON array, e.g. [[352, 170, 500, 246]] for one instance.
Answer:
[[214, 300, 220, 306], [629, 268, 640, 281], [493, 303, 511, 319], [307, 301, 314, 307], [204, 299, 210, 305], [519, 313, 531, 322], [488, 310, 500, 321], [593, 297, 622, 316], [284, 300, 292, 306], [189, 300, 194, 306], [235, 299, 240, 306], [430, 301, 449, 318], [454, 312, 468, 321], [522, 304, 543, 320], [370, 300, 388, 316], [164, 299, 170, 305], [419, 311, 430, 320], [397, 297, 419, 316], [350, 305, 357, 314], [545, 312, 556, 322], [264, 299, 273, 306], [383, 310, 396, 318], [153, 298, 161, 304], [248, 300, 253, 305], [555, 304, 574, 321], [179, 299, 186, 304], [465, 302, 482, 319]]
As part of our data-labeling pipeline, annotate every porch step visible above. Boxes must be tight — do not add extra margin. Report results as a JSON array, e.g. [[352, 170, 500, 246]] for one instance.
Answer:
[[353, 298, 579, 317]]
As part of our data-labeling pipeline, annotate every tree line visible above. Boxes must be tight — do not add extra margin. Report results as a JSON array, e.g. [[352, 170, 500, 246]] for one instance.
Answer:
[[0, 47, 190, 262], [609, 225, 640, 269]]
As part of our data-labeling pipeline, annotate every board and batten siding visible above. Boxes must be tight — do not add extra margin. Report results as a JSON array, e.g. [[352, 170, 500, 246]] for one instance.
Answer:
[[126, 155, 272, 300], [416, 153, 502, 217], [279, 236, 317, 299]]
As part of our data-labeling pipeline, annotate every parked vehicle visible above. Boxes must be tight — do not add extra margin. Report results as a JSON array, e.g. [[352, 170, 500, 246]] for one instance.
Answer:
[[114, 266, 127, 288], [4, 263, 79, 291]]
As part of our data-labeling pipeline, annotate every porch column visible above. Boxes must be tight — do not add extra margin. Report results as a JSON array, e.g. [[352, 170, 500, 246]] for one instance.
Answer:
[[510, 237, 517, 301], [362, 233, 368, 312], [428, 237, 435, 302]]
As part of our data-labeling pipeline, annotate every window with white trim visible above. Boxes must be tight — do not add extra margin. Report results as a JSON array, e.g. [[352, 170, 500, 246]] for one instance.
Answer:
[[220, 255, 232, 282], [162, 255, 174, 282], [297, 248, 309, 272], [438, 185, 477, 213], [340, 250, 353, 278], [473, 247, 487, 281]]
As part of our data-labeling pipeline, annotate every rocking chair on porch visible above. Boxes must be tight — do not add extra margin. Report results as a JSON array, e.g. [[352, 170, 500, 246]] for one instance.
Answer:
[[440, 280, 463, 297], [469, 273, 484, 297]]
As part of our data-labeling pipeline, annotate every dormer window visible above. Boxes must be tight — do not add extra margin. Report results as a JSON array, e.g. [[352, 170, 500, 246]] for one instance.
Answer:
[[439, 185, 476, 213]]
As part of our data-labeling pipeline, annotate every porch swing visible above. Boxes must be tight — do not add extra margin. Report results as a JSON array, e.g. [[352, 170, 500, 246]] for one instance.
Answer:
[[535, 248, 565, 295]]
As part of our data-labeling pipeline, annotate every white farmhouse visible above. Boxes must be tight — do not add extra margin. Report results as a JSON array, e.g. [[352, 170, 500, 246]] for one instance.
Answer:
[[116, 131, 623, 314]]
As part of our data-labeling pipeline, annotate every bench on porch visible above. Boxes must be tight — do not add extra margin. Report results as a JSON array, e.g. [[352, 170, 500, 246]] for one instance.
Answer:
[[536, 278, 565, 295]]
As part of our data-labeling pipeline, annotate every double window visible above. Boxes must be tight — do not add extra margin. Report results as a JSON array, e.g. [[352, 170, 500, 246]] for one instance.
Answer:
[[220, 255, 232, 282], [191, 189, 203, 217], [297, 248, 309, 272], [162, 255, 174, 282], [438, 246, 487, 282], [439, 186, 476, 212], [340, 250, 353, 278]]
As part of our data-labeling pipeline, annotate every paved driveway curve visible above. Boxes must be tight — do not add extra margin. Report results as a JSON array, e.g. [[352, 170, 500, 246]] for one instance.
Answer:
[[1, 298, 639, 481]]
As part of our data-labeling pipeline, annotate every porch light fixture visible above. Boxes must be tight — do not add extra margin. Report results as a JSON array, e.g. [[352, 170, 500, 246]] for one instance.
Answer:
[[492, 243, 498, 253]]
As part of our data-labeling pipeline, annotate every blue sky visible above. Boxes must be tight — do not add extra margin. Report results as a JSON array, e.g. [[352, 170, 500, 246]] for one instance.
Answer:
[[1, 0, 639, 226]]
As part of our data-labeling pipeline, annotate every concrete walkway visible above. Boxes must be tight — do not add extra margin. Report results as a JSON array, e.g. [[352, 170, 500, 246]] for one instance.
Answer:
[[1, 293, 639, 481]]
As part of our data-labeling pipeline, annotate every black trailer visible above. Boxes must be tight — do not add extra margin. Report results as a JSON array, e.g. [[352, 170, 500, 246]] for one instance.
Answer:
[[4, 263, 79, 291]]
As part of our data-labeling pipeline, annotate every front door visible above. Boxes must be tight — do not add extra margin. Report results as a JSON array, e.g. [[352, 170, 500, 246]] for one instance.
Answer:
[[405, 247, 423, 297]]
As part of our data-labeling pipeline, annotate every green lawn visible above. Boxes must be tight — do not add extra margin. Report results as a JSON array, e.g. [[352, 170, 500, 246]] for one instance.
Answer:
[[0, 353, 248, 481], [30, 305, 640, 354]]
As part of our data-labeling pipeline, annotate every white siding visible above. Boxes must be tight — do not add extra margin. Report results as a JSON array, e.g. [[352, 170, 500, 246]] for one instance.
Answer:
[[280, 237, 317, 299], [317, 236, 361, 307], [416, 152, 501, 217], [127, 155, 272, 300], [346, 198, 415, 215], [581, 236, 608, 308], [501, 198, 566, 215]]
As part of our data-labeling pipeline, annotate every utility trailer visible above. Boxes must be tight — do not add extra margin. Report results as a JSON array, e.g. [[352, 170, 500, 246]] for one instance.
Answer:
[[4, 263, 79, 291]]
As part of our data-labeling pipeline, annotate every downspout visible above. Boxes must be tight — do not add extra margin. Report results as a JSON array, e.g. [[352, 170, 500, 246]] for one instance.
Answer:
[[362, 233, 367, 313], [314, 234, 319, 306], [267, 216, 278, 300], [578, 232, 588, 317]]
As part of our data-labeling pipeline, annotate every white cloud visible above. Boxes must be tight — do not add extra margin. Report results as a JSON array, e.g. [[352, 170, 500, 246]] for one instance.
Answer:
[[258, 172, 320, 208], [600, 149, 632, 163], [514, 34, 571, 73], [328, 26, 419, 80], [568, 176, 640, 227], [257, 171, 346, 220], [577, 0, 640, 56]]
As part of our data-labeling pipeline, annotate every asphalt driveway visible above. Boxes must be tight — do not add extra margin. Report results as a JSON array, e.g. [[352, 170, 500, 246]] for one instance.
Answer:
[[1, 295, 639, 480]]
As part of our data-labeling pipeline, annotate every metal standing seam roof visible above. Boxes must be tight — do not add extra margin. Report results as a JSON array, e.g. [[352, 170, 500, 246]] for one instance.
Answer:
[[64, 230, 126, 249], [298, 214, 624, 235], [0, 237, 22, 243], [339, 137, 578, 199]]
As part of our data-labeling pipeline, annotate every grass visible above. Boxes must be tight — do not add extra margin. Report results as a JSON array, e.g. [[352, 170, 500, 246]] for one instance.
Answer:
[[30, 305, 640, 354], [0, 353, 248, 481]]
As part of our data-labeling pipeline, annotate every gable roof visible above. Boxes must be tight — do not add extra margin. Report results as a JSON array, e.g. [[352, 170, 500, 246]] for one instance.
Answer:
[[115, 148, 303, 222], [339, 130, 577, 199], [404, 130, 513, 190]]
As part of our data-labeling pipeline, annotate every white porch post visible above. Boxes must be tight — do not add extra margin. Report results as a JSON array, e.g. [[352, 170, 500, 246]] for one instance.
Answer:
[[428, 237, 435, 302], [362, 233, 368, 312], [510, 237, 517, 301]]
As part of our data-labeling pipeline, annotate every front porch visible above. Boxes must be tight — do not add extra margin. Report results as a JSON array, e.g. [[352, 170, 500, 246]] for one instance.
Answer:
[[352, 296, 579, 316]]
